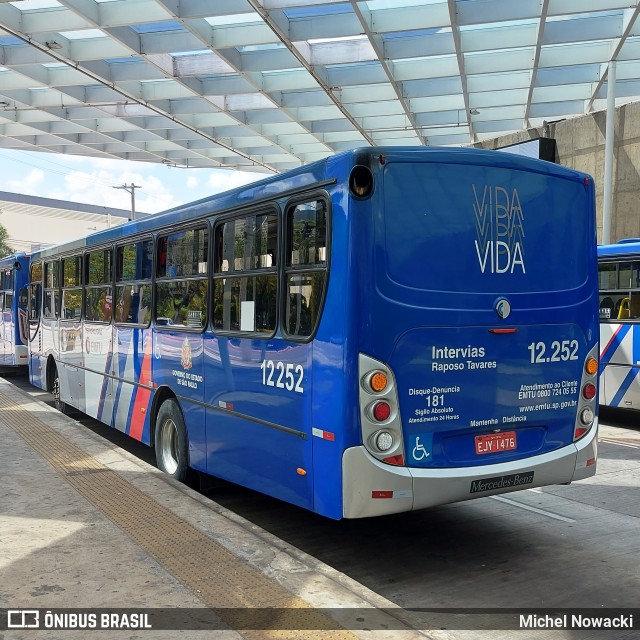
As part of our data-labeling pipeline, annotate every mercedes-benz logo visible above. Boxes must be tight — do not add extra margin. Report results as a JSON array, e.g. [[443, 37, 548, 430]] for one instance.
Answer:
[[496, 298, 511, 319]]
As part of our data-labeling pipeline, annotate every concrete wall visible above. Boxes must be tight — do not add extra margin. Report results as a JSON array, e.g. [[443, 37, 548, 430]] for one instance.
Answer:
[[478, 100, 640, 244]]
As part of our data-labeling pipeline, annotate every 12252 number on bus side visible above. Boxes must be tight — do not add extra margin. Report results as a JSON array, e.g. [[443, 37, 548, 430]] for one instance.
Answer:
[[260, 360, 304, 393]]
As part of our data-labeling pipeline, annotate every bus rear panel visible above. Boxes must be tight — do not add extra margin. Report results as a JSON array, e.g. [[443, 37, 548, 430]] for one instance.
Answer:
[[343, 149, 598, 517], [0, 253, 29, 367]]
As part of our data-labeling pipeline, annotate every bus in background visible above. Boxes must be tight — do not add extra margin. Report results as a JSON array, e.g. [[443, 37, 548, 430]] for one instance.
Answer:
[[0, 252, 29, 368], [26, 147, 599, 520], [598, 239, 640, 409]]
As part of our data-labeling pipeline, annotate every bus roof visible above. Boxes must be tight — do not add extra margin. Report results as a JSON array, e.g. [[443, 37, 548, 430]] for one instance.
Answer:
[[0, 252, 29, 267], [29, 146, 592, 261], [598, 240, 640, 259]]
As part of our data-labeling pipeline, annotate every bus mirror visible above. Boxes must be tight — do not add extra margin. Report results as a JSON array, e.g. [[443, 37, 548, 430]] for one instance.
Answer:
[[14, 261, 21, 270]]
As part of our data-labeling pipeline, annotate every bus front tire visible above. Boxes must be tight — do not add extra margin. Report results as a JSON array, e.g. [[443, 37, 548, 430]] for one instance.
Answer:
[[155, 399, 188, 482]]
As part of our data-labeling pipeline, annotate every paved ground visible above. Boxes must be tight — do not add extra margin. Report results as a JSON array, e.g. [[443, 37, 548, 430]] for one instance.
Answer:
[[0, 376, 439, 640], [3, 372, 639, 640]]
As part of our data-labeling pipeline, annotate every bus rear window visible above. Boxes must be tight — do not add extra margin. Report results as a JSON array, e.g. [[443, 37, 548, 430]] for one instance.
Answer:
[[1, 269, 12, 290], [381, 162, 589, 294]]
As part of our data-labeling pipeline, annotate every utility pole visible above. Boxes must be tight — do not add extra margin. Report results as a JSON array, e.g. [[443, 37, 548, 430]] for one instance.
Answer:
[[113, 183, 141, 220]]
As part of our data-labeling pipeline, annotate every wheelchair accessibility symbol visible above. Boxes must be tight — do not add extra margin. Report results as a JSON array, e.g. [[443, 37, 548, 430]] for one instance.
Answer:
[[409, 433, 433, 464]]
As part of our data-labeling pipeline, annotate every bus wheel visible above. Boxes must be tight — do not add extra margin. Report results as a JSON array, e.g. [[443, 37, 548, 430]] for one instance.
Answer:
[[155, 399, 188, 482], [51, 369, 69, 415]]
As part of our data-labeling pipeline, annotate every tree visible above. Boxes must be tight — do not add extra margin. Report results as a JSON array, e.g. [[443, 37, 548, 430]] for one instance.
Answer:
[[0, 221, 13, 258]]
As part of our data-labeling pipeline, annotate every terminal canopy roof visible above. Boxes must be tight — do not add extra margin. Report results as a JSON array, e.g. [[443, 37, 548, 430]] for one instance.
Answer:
[[1, 0, 639, 173]]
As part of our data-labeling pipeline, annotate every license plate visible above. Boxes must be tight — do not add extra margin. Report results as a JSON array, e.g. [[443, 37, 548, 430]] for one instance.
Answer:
[[475, 431, 516, 455]]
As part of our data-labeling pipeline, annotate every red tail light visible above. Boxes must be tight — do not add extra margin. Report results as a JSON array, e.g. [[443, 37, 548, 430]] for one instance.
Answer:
[[373, 401, 391, 421], [582, 383, 596, 400]]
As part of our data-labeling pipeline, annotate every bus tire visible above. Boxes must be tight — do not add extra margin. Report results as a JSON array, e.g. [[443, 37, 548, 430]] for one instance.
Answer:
[[155, 399, 188, 482], [51, 367, 69, 415]]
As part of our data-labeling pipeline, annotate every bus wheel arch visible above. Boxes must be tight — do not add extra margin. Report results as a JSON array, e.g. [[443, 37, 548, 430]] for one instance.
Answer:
[[153, 391, 189, 482], [149, 385, 176, 444], [46, 357, 69, 415]]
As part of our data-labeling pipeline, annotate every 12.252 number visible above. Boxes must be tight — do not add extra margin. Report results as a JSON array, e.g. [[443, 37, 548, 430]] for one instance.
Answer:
[[260, 360, 304, 393], [527, 340, 579, 364]]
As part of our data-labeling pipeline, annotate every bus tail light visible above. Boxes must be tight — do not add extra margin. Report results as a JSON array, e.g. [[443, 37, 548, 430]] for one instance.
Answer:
[[369, 371, 388, 392], [579, 407, 594, 426], [359, 354, 405, 466], [585, 357, 598, 376], [374, 430, 393, 451], [574, 344, 598, 442], [372, 401, 391, 422]]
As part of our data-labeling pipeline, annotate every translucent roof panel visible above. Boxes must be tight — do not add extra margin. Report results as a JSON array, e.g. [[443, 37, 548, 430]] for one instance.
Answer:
[[0, 0, 638, 171]]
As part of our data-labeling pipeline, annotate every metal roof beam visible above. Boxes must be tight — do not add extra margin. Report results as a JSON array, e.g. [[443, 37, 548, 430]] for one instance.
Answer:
[[586, 4, 640, 112], [523, 0, 549, 129], [244, 0, 374, 145], [349, 1, 425, 145], [447, 0, 475, 143], [23, 2, 279, 170]]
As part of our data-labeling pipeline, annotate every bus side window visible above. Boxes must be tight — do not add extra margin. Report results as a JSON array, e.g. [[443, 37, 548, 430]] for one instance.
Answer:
[[284, 198, 328, 339], [115, 240, 152, 326], [155, 227, 207, 330], [213, 214, 277, 334]]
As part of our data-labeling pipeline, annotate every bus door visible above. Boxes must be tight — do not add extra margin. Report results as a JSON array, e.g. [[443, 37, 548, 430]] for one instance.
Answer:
[[27, 261, 44, 387], [18, 285, 29, 357], [4, 290, 15, 364], [59, 256, 83, 408], [112, 239, 154, 441], [0, 291, 5, 364]]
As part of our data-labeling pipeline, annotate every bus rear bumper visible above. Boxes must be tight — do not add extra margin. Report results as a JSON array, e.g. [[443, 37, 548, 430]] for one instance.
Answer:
[[342, 421, 598, 518]]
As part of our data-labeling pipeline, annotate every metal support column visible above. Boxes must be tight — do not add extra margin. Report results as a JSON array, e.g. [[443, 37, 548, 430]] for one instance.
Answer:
[[602, 60, 616, 245]]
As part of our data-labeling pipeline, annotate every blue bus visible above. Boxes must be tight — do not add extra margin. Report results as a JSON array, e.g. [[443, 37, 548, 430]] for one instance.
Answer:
[[0, 252, 29, 368], [598, 239, 640, 409], [26, 147, 599, 519]]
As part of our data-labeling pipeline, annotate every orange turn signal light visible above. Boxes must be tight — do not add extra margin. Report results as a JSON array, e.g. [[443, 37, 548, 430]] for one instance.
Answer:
[[585, 357, 598, 376], [370, 372, 388, 392]]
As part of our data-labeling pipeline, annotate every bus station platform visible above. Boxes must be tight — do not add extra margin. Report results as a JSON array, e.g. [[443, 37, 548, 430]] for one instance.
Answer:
[[0, 376, 446, 640]]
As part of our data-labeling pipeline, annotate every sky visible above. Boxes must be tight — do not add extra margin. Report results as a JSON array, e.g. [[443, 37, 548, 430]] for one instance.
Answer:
[[0, 148, 265, 215]]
